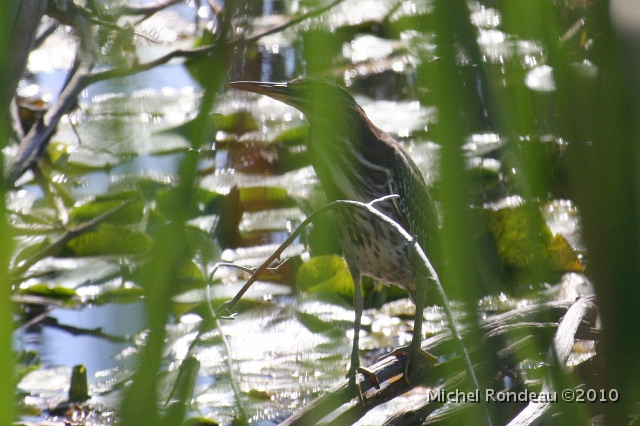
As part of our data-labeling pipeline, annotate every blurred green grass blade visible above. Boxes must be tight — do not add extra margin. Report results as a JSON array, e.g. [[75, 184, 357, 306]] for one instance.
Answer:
[[118, 12, 233, 425], [0, 191, 14, 424], [427, 0, 493, 424], [0, 0, 20, 422], [564, 2, 640, 423]]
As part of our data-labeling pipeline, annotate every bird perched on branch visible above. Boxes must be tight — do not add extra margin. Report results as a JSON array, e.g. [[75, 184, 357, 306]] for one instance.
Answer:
[[229, 78, 440, 386]]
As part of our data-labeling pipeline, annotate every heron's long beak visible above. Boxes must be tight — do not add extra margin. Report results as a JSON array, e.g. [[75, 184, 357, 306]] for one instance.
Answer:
[[228, 81, 292, 104]]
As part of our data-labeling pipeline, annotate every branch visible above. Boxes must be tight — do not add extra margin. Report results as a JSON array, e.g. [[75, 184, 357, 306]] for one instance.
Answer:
[[117, 0, 183, 17], [34, 21, 59, 49], [286, 296, 597, 426], [241, 0, 344, 45], [6, 0, 346, 184], [507, 297, 598, 426], [379, 372, 467, 426], [40, 316, 130, 343], [7, 61, 93, 184], [87, 0, 346, 84], [209, 289, 248, 420]]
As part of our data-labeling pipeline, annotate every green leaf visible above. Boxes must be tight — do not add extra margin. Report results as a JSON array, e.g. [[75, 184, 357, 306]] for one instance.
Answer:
[[69, 199, 144, 225], [547, 234, 582, 272], [90, 286, 144, 305], [163, 357, 200, 426], [239, 186, 288, 204], [46, 142, 71, 167], [273, 124, 309, 145], [177, 259, 207, 290], [488, 205, 553, 269], [156, 187, 200, 219], [183, 417, 219, 426], [196, 188, 223, 206], [295, 311, 343, 335], [18, 284, 77, 300], [67, 223, 153, 256], [487, 205, 581, 274], [296, 255, 355, 298], [14, 239, 51, 266], [212, 111, 259, 134], [185, 226, 221, 265]]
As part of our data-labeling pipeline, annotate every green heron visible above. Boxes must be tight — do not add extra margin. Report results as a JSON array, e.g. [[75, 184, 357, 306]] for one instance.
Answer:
[[229, 78, 440, 384]]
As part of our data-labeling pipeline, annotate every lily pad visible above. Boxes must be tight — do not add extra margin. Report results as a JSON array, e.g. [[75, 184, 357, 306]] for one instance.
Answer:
[[161, 111, 259, 141], [547, 234, 582, 272], [66, 223, 153, 256], [487, 204, 582, 276], [296, 255, 356, 298], [488, 205, 553, 269], [19, 283, 77, 300], [69, 198, 144, 225], [90, 285, 145, 305]]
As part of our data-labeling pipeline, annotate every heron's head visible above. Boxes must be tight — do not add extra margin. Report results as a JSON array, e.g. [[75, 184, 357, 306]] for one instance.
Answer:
[[228, 78, 362, 128]]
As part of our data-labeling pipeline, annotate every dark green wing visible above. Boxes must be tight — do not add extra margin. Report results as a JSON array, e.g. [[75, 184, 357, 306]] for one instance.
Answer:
[[391, 148, 441, 274]]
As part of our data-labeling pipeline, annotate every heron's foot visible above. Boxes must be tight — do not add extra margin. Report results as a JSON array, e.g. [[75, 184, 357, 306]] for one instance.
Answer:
[[346, 365, 380, 402], [357, 366, 381, 390], [380, 346, 438, 386]]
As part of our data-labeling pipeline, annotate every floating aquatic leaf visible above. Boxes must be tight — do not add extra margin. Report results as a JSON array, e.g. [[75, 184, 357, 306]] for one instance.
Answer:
[[19, 283, 77, 300], [547, 234, 582, 272], [466, 158, 501, 194], [183, 417, 219, 426], [15, 350, 40, 383], [161, 111, 259, 142], [69, 198, 144, 225], [90, 285, 144, 305], [488, 205, 553, 269], [213, 111, 259, 134], [295, 311, 344, 335], [171, 288, 264, 319], [66, 223, 153, 256], [488, 204, 582, 278], [296, 255, 356, 299], [273, 124, 309, 145], [46, 142, 71, 167], [246, 389, 272, 401]]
